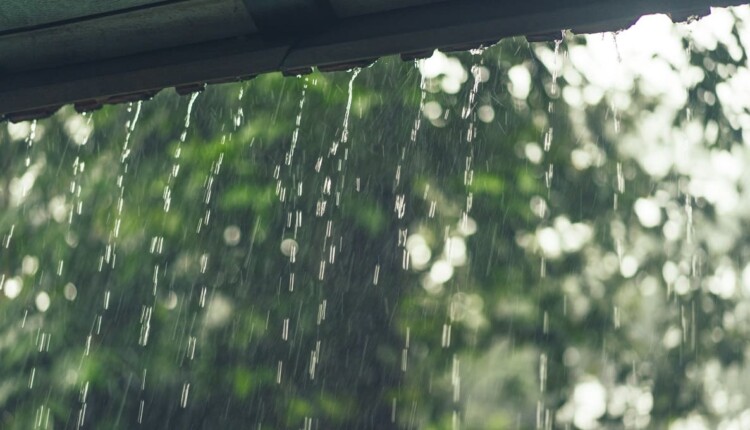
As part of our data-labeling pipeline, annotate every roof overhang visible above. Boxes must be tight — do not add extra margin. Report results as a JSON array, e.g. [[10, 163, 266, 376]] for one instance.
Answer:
[[0, 0, 746, 121]]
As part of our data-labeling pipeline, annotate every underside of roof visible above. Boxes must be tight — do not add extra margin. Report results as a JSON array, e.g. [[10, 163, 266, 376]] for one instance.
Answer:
[[0, 0, 746, 121]]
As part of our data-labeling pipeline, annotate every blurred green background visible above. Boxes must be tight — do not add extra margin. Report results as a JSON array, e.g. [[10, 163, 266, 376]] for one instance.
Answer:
[[2, 8, 750, 429]]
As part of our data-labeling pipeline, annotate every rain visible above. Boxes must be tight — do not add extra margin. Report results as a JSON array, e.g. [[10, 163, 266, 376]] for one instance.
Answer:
[[3, 5, 750, 430]]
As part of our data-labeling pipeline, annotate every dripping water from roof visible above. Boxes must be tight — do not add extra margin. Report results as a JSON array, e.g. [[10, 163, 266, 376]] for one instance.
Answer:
[[340, 68, 360, 147], [276, 77, 309, 388], [395, 67, 427, 277], [24, 120, 37, 167], [78, 100, 143, 427], [164, 92, 200, 213]]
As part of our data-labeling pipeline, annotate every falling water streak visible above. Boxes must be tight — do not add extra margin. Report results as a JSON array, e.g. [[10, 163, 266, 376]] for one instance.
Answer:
[[442, 323, 452, 348], [24, 120, 37, 167], [101, 101, 143, 271], [451, 353, 461, 404], [544, 164, 554, 194], [541, 38, 568, 425], [462, 61, 483, 220], [292, 70, 361, 409], [401, 326, 411, 372], [411, 67, 427, 142], [611, 32, 623, 63], [278, 81, 308, 366], [319, 69, 361, 283], [551, 37, 563, 95], [543, 127, 553, 152], [612, 103, 621, 133], [77, 102, 143, 427], [272, 79, 316, 386], [685, 194, 693, 245], [543, 35, 565, 210], [4, 224, 14, 248], [616, 162, 624, 193], [29, 367, 35, 388], [196, 138, 225, 234], [339, 68, 361, 146], [123, 103, 143, 156], [180, 383, 190, 408], [135, 368, 148, 424], [154, 94, 200, 319], [282, 318, 290, 341], [691, 301, 696, 351], [181, 129, 229, 410], [612, 160, 625, 211], [287, 78, 308, 167], [439, 59, 485, 429], [395, 70, 427, 269], [77, 381, 89, 428], [234, 85, 246, 128], [34, 403, 51, 429], [69, 146, 89, 226], [539, 353, 547, 393], [146, 93, 201, 415], [163, 92, 200, 213], [614, 306, 621, 329], [391, 398, 397, 423], [182, 93, 200, 138]]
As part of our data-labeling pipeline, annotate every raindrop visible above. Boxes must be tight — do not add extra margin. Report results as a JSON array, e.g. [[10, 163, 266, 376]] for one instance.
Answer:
[[180, 383, 190, 408], [543, 128, 553, 152], [539, 353, 548, 392]]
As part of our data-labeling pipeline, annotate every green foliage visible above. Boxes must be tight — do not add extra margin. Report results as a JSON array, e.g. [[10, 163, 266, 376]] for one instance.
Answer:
[[1, 11, 750, 429]]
